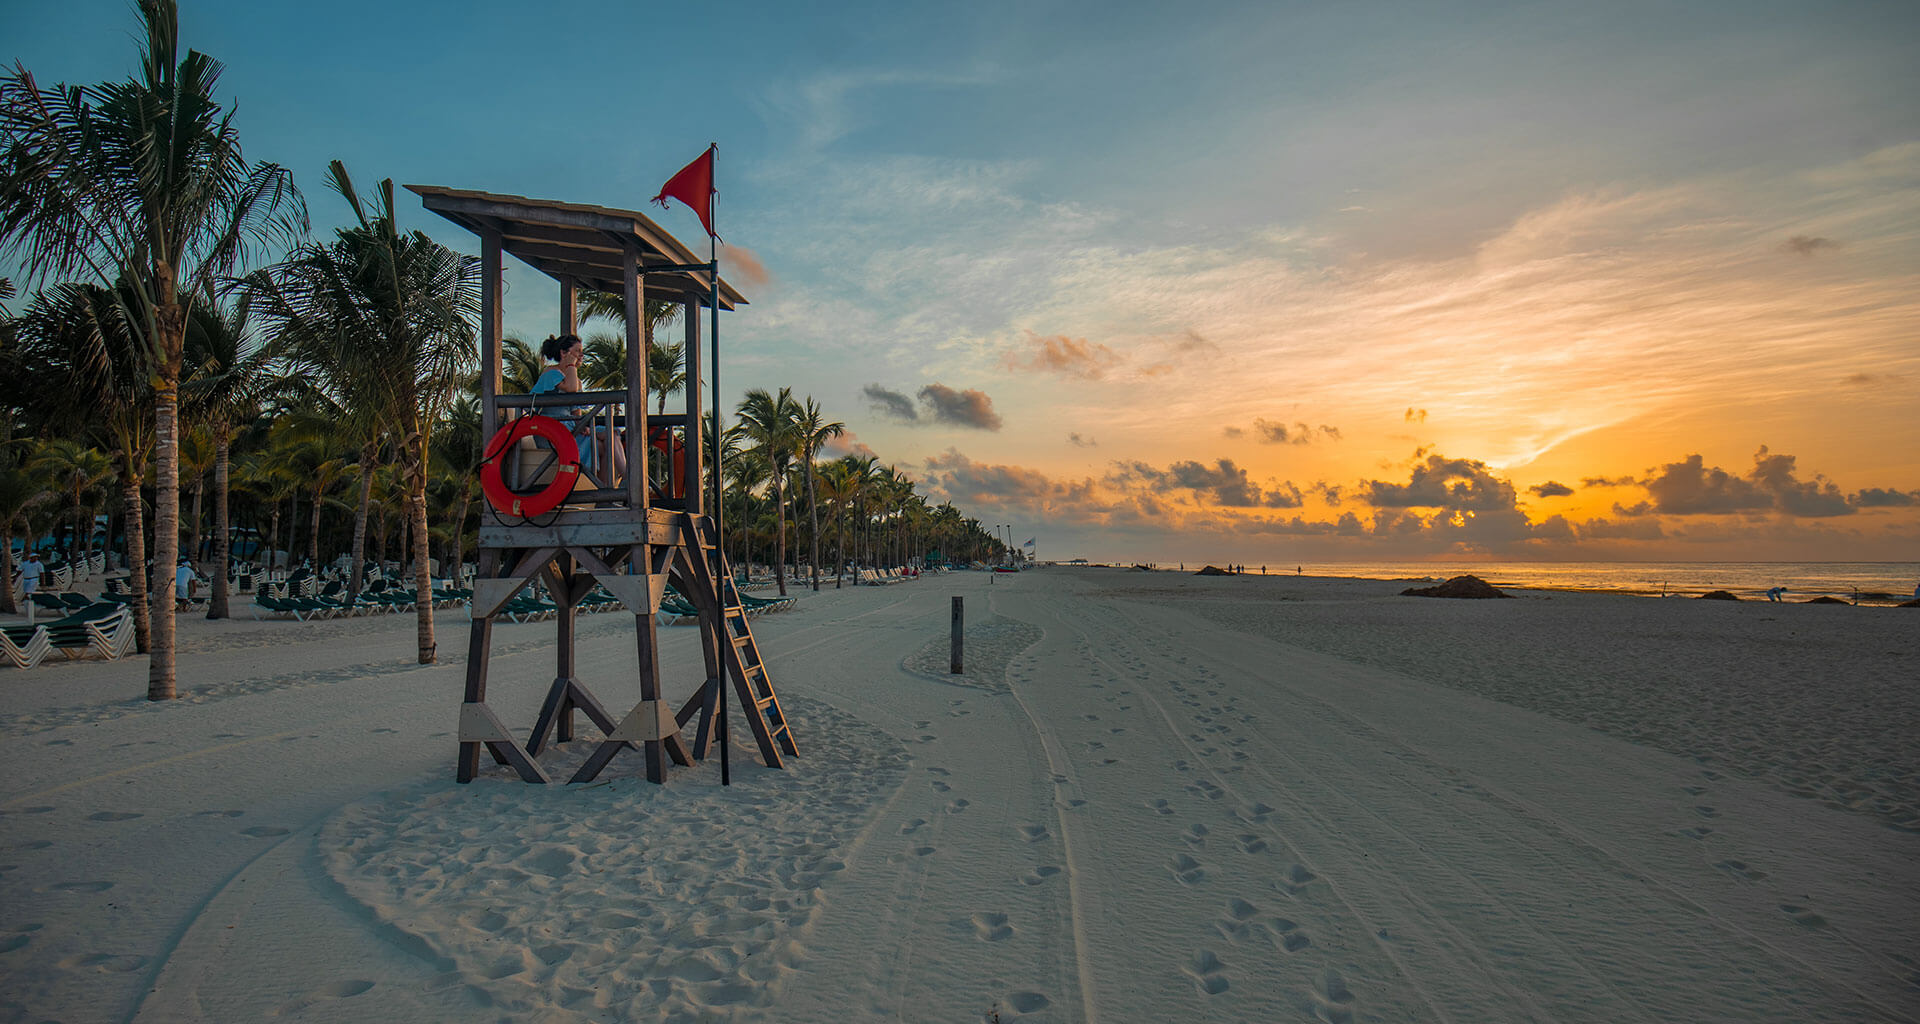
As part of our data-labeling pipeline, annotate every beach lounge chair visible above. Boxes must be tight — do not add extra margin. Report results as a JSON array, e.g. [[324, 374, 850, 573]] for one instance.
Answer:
[[37, 604, 134, 660], [0, 623, 52, 669], [250, 595, 306, 620]]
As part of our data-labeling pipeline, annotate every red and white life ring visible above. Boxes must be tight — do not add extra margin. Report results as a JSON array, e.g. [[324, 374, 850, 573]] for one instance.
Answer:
[[479, 415, 580, 518]]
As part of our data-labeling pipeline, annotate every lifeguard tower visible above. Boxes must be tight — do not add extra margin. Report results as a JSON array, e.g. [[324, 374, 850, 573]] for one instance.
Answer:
[[408, 185, 795, 784]]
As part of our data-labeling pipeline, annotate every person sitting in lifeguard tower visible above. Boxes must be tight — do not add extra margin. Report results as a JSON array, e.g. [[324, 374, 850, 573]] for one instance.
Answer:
[[533, 334, 626, 484]]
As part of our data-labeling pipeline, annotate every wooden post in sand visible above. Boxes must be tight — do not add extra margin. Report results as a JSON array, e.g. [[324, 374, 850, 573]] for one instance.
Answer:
[[951, 596, 964, 674]]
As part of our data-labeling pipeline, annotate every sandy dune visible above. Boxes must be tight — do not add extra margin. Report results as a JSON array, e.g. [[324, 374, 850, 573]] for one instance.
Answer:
[[1, 568, 1915, 1022]]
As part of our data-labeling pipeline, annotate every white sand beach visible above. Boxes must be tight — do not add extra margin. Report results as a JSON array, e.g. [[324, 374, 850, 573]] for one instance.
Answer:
[[2, 568, 1916, 1023]]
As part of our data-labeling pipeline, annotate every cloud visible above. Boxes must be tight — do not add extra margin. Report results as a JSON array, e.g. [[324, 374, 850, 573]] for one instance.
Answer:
[[917, 383, 1003, 430], [1578, 516, 1667, 541], [1841, 372, 1903, 387], [1782, 235, 1839, 257], [1067, 432, 1097, 448], [862, 383, 918, 422], [1002, 331, 1121, 379], [1639, 447, 1853, 518], [1851, 487, 1916, 507], [1222, 426, 1244, 438], [1581, 475, 1637, 488], [1405, 408, 1427, 423], [1173, 329, 1218, 354], [1360, 453, 1519, 511], [1529, 481, 1575, 498], [1108, 457, 1306, 509], [717, 242, 771, 290], [1747, 447, 1852, 517], [1251, 419, 1341, 445], [820, 428, 877, 460]]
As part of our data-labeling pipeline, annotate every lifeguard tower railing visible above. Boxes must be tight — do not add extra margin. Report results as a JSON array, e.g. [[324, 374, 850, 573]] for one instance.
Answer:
[[406, 184, 746, 534]]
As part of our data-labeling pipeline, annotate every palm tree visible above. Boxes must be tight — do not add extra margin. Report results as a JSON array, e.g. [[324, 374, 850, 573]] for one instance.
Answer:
[[580, 332, 627, 390], [647, 338, 686, 415], [501, 336, 543, 393], [0, 0, 306, 699], [177, 425, 215, 562], [33, 439, 113, 565], [815, 456, 862, 588], [14, 281, 159, 648], [792, 396, 845, 591], [0, 456, 49, 615], [733, 387, 803, 595], [435, 394, 481, 581], [248, 161, 477, 663], [182, 294, 274, 618]]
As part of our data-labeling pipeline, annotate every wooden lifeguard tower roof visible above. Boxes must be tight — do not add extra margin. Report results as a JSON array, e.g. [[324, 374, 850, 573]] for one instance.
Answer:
[[404, 184, 748, 309]]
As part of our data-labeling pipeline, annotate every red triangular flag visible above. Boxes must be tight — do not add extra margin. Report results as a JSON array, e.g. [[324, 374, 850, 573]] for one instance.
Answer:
[[652, 145, 717, 238]]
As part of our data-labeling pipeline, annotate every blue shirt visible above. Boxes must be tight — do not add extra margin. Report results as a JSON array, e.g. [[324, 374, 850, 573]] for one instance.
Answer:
[[530, 368, 594, 469]]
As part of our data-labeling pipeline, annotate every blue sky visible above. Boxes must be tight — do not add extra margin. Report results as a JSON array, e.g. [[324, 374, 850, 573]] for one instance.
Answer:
[[9, 0, 1919, 561]]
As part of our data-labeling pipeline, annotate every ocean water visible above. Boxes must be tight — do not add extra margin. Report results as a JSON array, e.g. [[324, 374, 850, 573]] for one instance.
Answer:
[[1131, 561, 1920, 604]]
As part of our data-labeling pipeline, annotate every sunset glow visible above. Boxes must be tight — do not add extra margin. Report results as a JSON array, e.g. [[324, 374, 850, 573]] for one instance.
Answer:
[[11, 0, 1917, 562]]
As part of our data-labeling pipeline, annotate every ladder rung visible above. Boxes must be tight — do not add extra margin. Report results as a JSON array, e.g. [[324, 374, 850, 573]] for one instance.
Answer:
[[755, 695, 775, 709]]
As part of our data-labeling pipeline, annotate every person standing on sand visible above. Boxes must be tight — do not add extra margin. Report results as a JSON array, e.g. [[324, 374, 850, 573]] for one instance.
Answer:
[[19, 551, 44, 624]]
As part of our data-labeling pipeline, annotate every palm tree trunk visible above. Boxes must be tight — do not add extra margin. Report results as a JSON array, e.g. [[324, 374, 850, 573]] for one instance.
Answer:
[[208, 433, 231, 619], [267, 505, 281, 578], [149, 380, 179, 701], [407, 429, 436, 664], [189, 477, 204, 565], [347, 444, 375, 602], [120, 473, 150, 654], [0, 529, 15, 616], [308, 482, 324, 570], [450, 485, 470, 584], [773, 477, 788, 597], [806, 461, 822, 592]]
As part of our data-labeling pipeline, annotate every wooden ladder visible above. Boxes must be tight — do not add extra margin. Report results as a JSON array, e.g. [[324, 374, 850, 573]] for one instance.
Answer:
[[680, 514, 797, 767]]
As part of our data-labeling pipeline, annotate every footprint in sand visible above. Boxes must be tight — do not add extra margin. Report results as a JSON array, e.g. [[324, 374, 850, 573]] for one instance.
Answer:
[[241, 826, 290, 838], [947, 799, 970, 814], [50, 881, 114, 893], [1181, 949, 1230, 995], [1268, 917, 1311, 952], [195, 810, 246, 818], [931, 781, 952, 793], [274, 979, 375, 1015], [1170, 854, 1206, 886], [1148, 799, 1176, 816], [999, 991, 1051, 1015], [1277, 864, 1318, 896], [1238, 834, 1268, 854], [967, 912, 1014, 941], [1778, 904, 1829, 929], [1311, 967, 1356, 1023], [1018, 824, 1050, 842], [86, 812, 142, 822], [1714, 859, 1768, 881], [900, 818, 927, 835], [1184, 824, 1209, 846], [1694, 805, 1720, 818], [45, 739, 72, 746], [57, 952, 148, 973], [1021, 865, 1062, 886]]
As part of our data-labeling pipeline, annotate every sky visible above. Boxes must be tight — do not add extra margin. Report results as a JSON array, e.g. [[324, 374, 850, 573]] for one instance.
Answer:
[[8, 0, 1919, 563]]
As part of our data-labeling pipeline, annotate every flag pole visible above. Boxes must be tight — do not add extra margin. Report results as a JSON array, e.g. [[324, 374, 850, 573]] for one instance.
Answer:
[[707, 143, 729, 787]]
